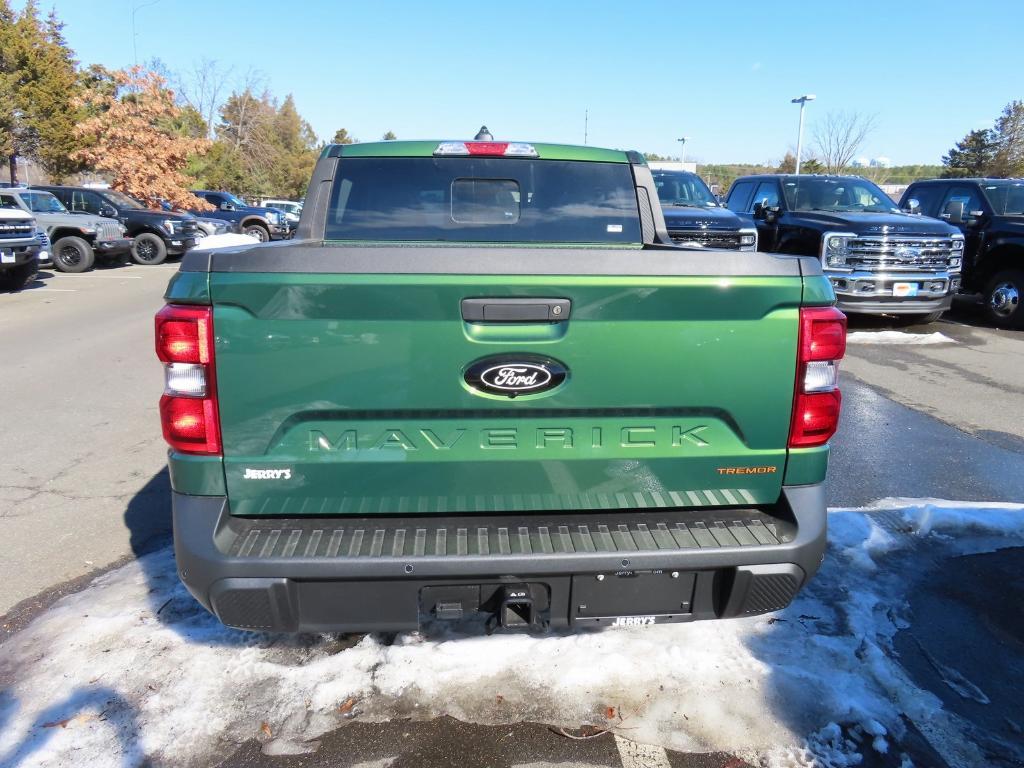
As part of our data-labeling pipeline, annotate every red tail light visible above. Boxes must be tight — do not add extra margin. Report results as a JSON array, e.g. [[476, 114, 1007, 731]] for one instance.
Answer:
[[155, 304, 221, 454], [789, 306, 846, 448]]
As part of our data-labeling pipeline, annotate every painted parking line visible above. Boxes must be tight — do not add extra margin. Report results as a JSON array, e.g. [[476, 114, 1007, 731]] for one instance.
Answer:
[[615, 735, 672, 768], [27, 288, 77, 292]]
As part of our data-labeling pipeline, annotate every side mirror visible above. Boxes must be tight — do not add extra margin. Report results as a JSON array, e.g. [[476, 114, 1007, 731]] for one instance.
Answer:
[[942, 200, 965, 225], [99, 204, 117, 218], [219, 202, 235, 211], [903, 198, 920, 215], [753, 200, 767, 220]]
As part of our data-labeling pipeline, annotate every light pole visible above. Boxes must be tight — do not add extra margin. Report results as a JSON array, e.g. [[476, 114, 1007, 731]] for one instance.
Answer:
[[791, 95, 815, 175], [677, 136, 690, 165]]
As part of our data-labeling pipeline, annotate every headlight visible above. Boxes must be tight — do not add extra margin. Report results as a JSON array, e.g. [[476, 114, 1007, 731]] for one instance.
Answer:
[[79, 226, 96, 234], [161, 219, 177, 234], [739, 234, 756, 246], [951, 237, 965, 251], [822, 232, 854, 267], [949, 256, 962, 269]]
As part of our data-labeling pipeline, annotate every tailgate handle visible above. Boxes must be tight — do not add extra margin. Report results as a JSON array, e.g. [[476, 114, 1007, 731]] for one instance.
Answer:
[[461, 298, 571, 323]]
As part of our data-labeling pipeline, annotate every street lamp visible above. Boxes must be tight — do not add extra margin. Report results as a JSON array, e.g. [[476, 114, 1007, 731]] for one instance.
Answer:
[[791, 95, 815, 175], [677, 136, 691, 164]]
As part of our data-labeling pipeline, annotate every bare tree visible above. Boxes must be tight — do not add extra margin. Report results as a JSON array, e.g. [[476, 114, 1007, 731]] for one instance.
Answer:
[[173, 59, 239, 139], [813, 111, 878, 174]]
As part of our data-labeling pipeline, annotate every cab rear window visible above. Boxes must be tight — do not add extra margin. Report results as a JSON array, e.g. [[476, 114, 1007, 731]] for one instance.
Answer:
[[325, 157, 641, 243]]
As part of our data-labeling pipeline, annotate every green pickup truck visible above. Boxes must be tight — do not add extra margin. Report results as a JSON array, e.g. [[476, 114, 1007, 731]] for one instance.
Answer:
[[157, 138, 846, 633]]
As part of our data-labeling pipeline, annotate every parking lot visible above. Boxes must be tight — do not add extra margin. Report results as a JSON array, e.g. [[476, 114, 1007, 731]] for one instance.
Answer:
[[1, 263, 1022, 767]]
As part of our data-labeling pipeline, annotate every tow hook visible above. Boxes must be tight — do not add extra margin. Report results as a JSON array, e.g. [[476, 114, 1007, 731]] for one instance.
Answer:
[[485, 584, 545, 633]]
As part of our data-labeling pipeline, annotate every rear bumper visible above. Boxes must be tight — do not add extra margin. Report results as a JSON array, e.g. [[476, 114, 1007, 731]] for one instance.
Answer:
[[173, 484, 827, 633]]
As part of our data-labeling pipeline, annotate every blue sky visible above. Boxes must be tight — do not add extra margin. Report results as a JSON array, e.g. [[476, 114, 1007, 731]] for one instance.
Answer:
[[40, 0, 1023, 165]]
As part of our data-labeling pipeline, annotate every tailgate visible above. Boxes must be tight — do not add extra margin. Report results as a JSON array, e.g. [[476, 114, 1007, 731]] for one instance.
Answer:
[[211, 257, 802, 516]]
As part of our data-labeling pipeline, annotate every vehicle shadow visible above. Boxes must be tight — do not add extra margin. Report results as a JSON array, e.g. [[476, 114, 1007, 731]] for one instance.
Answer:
[[124, 468, 325, 650], [0, 686, 149, 767]]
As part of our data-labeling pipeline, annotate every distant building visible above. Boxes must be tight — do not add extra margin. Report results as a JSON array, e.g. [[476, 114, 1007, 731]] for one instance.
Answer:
[[851, 157, 870, 168], [870, 157, 892, 168]]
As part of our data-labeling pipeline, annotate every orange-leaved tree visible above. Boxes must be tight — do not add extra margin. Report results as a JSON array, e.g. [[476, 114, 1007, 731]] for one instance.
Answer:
[[73, 66, 213, 210]]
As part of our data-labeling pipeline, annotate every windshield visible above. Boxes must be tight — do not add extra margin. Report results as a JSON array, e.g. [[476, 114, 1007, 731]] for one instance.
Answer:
[[22, 191, 68, 213], [652, 171, 718, 207], [326, 157, 641, 244], [782, 177, 899, 213], [103, 190, 144, 209], [221, 192, 246, 207], [980, 181, 1024, 216]]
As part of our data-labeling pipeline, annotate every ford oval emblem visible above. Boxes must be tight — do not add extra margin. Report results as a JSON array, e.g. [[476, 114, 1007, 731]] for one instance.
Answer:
[[465, 356, 567, 397]]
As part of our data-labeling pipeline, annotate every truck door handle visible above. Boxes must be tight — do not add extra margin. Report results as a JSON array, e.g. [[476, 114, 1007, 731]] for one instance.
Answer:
[[461, 298, 571, 323]]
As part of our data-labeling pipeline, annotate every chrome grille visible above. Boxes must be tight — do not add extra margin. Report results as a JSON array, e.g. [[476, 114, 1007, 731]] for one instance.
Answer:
[[844, 236, 957, 272], [0, 221, 35, 239], [669, 230, 742, 249], [96, 221, 122, 241], [37, 230, 50, 248]]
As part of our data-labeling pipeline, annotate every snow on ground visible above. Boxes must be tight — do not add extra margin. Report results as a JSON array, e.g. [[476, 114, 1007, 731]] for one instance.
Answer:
[[846, 331, 956, 345], [0, 500, 1022, 768], [194, 233, 260, 249]]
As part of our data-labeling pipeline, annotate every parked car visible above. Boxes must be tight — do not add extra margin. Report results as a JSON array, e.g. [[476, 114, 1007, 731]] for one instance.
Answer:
[[35, 185, 201, 266], [0, 187, 131, 273], [899, 178, 1024, 329], [652, 170, 756, 250], [160, 140, 845, 633], [35, 228, 51, 267], [0, 204, 41, 291], [257, 198, 302, 224], [726, 174, 964, 323], [187, 191, 290, 242], [193, 217, 235, 238]]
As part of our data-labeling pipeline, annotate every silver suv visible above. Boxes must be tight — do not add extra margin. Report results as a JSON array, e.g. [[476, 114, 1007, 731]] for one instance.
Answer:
[[0, 188, 132, 273]]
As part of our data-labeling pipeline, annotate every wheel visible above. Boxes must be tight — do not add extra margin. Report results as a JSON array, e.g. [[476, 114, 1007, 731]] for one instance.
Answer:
[[131, 232, 168, 265], [0, 258, 39, 291], [984, 269, 1024, 329], [52, 236, 95, 273], [242, 223, 269, 242]]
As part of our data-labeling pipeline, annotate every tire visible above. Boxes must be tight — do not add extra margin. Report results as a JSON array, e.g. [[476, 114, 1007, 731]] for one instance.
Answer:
[[52, 236, 95, 273], [131, 232, 168, 265], [984, 269, 1024, 329], [242, 222, 269, 242], [0, 258, 38, 292]]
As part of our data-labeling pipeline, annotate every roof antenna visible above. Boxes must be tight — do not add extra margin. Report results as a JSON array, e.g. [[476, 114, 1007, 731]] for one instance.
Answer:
[[474, 125, 493, 141]]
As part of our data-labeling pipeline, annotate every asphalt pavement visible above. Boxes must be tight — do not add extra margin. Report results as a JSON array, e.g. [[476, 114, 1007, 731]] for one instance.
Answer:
[[0, 266, 1022, 767]]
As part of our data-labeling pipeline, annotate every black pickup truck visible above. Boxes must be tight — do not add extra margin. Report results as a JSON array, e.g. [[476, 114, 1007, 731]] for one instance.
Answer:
[[188, 191, 290, 242], [900, 178, 1024, 328], [36, 185, 200, 265], [728, 174, 964, 322], [652, 169, 756, 250]]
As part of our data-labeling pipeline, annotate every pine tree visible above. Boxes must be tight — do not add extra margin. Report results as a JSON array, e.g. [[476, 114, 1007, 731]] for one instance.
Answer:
[[942, 129, 996, 178], [331, 128, 355, 144], [0, 1, 83, 182]]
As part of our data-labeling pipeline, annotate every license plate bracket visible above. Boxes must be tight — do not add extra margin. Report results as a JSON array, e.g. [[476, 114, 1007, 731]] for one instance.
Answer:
[[893, 282, 919, 297]]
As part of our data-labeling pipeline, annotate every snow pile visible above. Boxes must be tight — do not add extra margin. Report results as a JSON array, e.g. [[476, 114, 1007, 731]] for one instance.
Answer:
[[0, 500, 1021, 767], [194, 233, 260, 249], [846, 331, 956, 345]]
